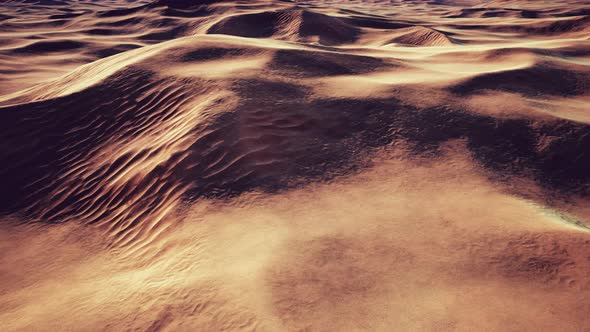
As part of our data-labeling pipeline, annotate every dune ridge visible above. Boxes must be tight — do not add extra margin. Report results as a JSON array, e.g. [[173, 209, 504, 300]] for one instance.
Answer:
[[385, 26, 456, 46]]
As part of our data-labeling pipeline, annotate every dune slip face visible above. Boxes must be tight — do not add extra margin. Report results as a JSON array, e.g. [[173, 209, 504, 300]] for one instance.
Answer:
[[1, 0, 590, 331]]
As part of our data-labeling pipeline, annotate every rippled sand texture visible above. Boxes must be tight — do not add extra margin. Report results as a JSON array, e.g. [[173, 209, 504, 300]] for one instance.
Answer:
[[1, 0, 590, 331]]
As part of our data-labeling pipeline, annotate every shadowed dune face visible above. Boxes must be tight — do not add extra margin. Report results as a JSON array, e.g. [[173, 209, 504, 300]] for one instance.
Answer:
[[386, 26, 456, 46], [1, 0, 590, 331], [207, 9, 361, 45]]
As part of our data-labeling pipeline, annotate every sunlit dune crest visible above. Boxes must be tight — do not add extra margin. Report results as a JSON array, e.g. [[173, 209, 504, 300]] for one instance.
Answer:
[[0, 0, 589, 331]]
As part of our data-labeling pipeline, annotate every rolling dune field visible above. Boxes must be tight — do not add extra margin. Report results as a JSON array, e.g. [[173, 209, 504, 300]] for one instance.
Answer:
[[1, 0, 590, 331]]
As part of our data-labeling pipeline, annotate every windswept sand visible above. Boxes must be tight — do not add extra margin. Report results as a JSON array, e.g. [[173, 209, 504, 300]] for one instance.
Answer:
[[0, 0, 590, 331]]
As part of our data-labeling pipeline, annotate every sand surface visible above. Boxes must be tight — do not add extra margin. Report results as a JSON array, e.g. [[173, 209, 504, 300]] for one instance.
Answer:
[[1, 0, 590, 331]]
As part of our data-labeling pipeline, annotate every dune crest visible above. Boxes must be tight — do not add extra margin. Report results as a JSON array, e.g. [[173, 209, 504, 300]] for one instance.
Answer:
[[208, 8, 360, 45], [385, 26, 455, 46]]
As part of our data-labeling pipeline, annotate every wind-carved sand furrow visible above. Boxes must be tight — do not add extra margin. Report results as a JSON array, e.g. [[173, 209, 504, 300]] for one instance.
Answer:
[[0, 61, 236, 253], [202, 154, 253, 180], [100, 177, 162, 232], [111, 184, 187, 249]]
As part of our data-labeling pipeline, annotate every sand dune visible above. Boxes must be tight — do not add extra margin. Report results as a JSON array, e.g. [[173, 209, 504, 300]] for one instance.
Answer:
[[1, 0, 590, 331], [209, 8, 361, 45], [384, 26, 456, 46]]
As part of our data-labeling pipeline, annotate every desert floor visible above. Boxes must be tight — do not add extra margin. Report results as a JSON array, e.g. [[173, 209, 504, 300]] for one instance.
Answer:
[[1, 0, 590, 331]]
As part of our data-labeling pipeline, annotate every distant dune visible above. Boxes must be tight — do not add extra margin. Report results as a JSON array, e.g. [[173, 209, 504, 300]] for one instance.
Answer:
[[385, 26, 456, 46], [1, 0, 590, 331]]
